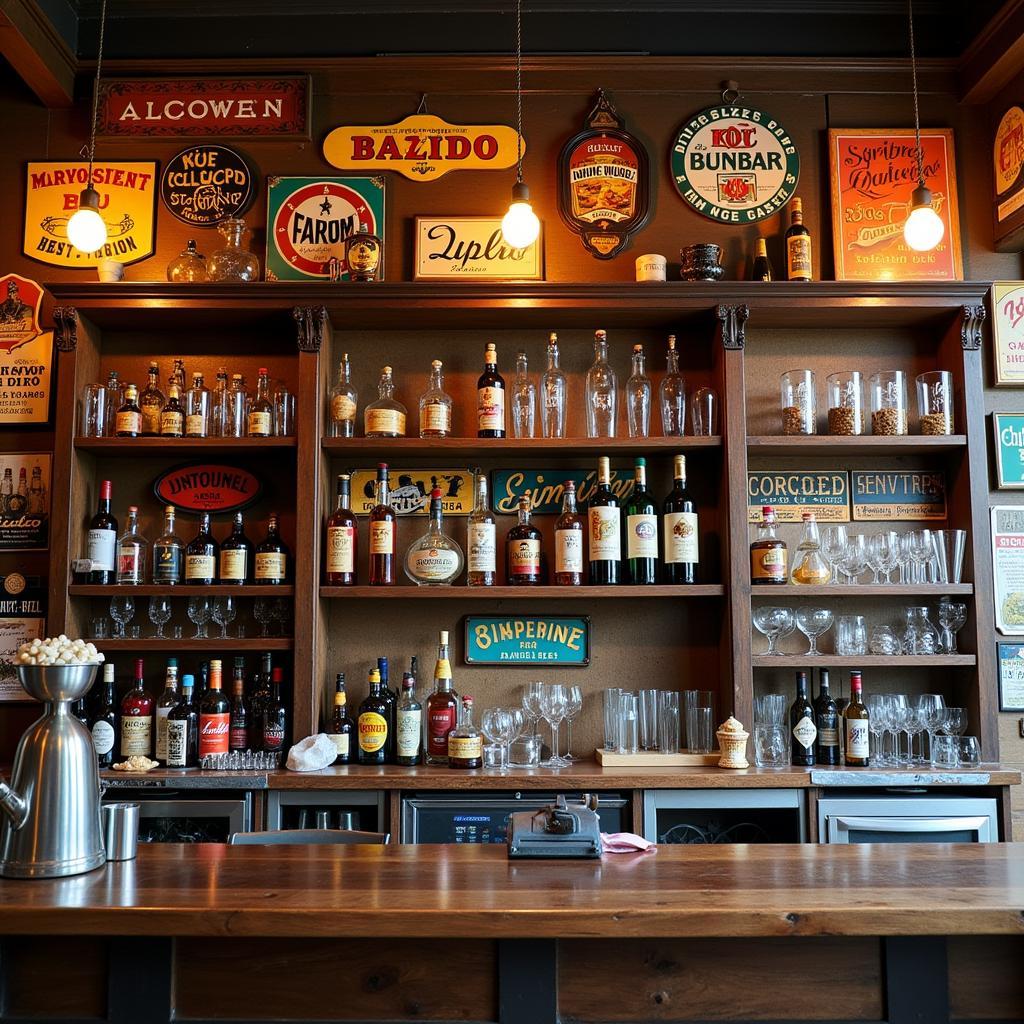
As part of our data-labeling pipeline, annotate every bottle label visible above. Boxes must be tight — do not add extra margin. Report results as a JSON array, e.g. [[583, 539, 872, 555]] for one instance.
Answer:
[[159, 411, 183, 435], [120, 715, 152, 756], [141, 405, 161, 435], [262, 721, 286, 751], [365, 408, 405, 436], [155, 707, 173, 760], [477, 385, 505, 431], [467, 523, 496, 573], [787, 235, 812, 279], [326, 525, 355, 574], [792, 714, 817, 750], [421, 402, 450, 433], [185, 553, 215, 580], [153, 544, 182, 583], [248, 410, 272, 436], [664, 512, 699, 564], [427, 706, 456, 754], [220, 548, 248, 581], [87, 528, 116, 571], [408, 547, 460, 582], [116, 410, 141, 434], [508, 537, 541, 576], [846, 718, 870, 759], [751, 546, 787, 582], [588, 506, 621, 561], [91, 719, 115, 756], [329, 732, 350, 757], [448, 735, 482, 760], [117, 548, 143, 583], [555, 529, 584, 573], [331, 394, 357, 423], [166, 720, 189, 767], [255, 552, 286, 580], [185, 414, 206, 436], [230, 723, 248, 750], [369, 521, 394, 555], [397, 708, 422, 758], [626, 513, 658, 560], [358, 711, 388, 753], [199, 712, 230, 756], [818, 725, 839, 748]]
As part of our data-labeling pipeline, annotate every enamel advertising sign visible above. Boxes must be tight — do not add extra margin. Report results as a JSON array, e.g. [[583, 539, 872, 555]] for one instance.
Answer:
[[991, 281, 1024, 386], [323, 114, 524, 181], [0, 275, 52, 425], [159, 145, 255, 226], [414, 217, 543, 280]]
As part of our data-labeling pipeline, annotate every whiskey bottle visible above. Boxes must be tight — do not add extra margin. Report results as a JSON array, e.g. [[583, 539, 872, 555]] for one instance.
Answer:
[[751, 237, 774, 281], [90, 663, 117, 768], [588, 455, 621, 585], [405, 486, 464, 585], [220, 512, 253, 584], [198, 659, 230, 758], [152, 505, 184, 585], [554, 480, 584, 586], [419, 359, 452, 438], [329, 352, 358, 438], [365, 366, 407, 438], [120, 658, 153, 758], [185, 373, 209, 437], [785, 197, 812, 282], [254, 513, 289, 584], [154, 659, 179, 763], [396, 671, 423, 766], [814, 669, 840, 767], [790, 510, 830, 585], [115, 384, 143, 437], [328, 673, 354, 765], [325, 473, 357, 586], [624, 457, 658, 584], [844, 671, 870, 767], [185, 513, 218, 585], [248, 367, 274, 437], [86, 480, 117, 584], [139, 362, 165, 436], [448, 696, 483, 769], [750, 505, 787, 586], [261, 668, 288, 755], [357, 668, 390, 765], [506, 495, 542, 586], [466, 469, 496, 587], [541, 332, 567, 438], [229, 658, 249, 752], [425, 630, 458, 765], [159, 384, 184, 437], [790, 670, 817, 766], [368, 463, 397, 586], [116, 505, 148, 585], [166, 674, 198, 769], [477, 343, 506, 438], [662, 454, 698, 584]]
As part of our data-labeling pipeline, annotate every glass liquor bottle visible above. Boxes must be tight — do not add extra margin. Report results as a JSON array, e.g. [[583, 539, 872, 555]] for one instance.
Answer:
[[396, 672, 423, 766], [790, 510, 830, 585], [365, 366, 407, 438], [790, 670, 817, 766], [328, 673, 354, 765], [511, 351, 536, 439], [199, 659, 230, 758], [554, 480, 584, 586], [751, 237, 774, 281], [624, 458, 658, 584], [750, 505, 787, 586], [139, 362, 164, 436], [154, 659, 179, 764], [87, 480, 117, 584], [477, 343, 506, 438], [229, 660, 249, 752], [585, 329, 617, 438], [662, 454, 698, 584], [90, 663, 118, 768], [115, 384, 143, 437], [448, 696, 483, 769], [785, 197, 812, 282], [249, 653, 273, 726], [588, 456, 621, 585], [425, 631, 458, 765], [626, 344, 652, 438], [185, 373, 210, 437], [28, 464, 45, 514], [225, 373, 247, 438], [248, 367, 274, 437], [325, 473, 357, 586], [329, 352, 358, 438], [506, 496, 542, 586], [166, 675, 198, 769], [844, 671, 870, 767], [377, 657, 397, 762], [357, 668, 390, 765], [814, 669, 840, 767], [210, 367, 228, 437], [405, 486, 464, 585], [541, 331, 568, 438], [219, 511, 253, 585], [117, 505, 149, 585], [120, 658, 153, 758], [160, 383, 184, 437], [419, 359, 452, 438], [185, 513, 218, 585], [255, 513, 289, 584], [169, 358, 186, 392], [368, 463, 396, 585], [466, 470, 496, 587], [659, 335, 687, 437], [152, 505, 184, 584]]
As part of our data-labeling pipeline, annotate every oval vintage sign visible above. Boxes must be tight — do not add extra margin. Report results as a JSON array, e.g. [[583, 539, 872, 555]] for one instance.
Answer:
[[671, 105, 799, 223], [153, 462, 262, 514], [160, 144, 256, 226]]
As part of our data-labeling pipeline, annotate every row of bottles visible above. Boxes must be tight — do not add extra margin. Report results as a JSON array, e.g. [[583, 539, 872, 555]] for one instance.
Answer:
[[789, 669, 869, 767], [750, 198, 813, 282], [325, 455, 699, 587], [750, 506, 830, 586], [0, 463, 47, 515]]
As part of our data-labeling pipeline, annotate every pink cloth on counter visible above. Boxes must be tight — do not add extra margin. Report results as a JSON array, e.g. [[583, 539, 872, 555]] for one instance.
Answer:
[[601, 832, 657, 853]]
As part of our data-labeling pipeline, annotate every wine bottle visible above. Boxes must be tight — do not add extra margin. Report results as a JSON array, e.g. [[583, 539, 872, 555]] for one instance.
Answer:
[[588, 456, 621, 585], [662, 454, 697, 584], [219, 512, 253, 585], [325, 473, 357, 586], [255, 513, 289, 584], [86, 480, 118, 585], [790, 670, 816, 766], [554, 480, 584, 586], [785, 197, 812, 282], [185, 513, 218, 585], [328, 673, 354, 765], [477, 343, 506, 438], [814, 669, 840, 766], [751, 237, 773, 281], [368, 463, 396, 586], [624, 457, 658, 584], [844, 671, 870, 767]]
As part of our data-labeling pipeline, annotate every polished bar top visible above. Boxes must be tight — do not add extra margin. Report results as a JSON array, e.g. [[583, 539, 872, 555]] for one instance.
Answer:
[[1, 843, 1023, 938]]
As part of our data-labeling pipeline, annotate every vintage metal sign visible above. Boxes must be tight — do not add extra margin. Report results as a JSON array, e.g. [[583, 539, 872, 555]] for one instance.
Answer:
[[323, 114, 523, 181], [558, 91, 650, 259], [0, 275, 52, 426], [266, 176, 385, 281], [997, 643, 1024, 711], [0, 574, 46, 702], [991, 282, 1024, 386], [671, 105, 800, 223], [828, 128, 963, 281], [0, 454, 49, 550], [995, 106, 1024, 225], [414, 216, 543, 280], [850, 470, 947, 521], [464, 615, 590, 666], [24, 161, 157, 268], [153, 463, 262, 514], [747, 472, 849, 524], [491, 469, 635, 516], [994, 414, 1024, 488], [98, 77, 309, 139], [350, 470, 473, 516], [992, 506, 1024, 635], [160, 145, 255, 226]]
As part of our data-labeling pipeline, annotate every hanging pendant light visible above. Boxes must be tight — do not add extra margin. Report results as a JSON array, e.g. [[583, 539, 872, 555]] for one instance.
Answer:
[[903, 0, 944, 253], [67, 0, 109, 254], [501, 0, 540, 249]]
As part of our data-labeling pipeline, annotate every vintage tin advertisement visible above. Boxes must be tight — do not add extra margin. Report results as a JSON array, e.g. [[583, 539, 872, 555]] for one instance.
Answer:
[[994, 413, 1024, 488], [0, 454, 50, 550], [993, 506, 1024, 635], [991, 282, 1024, 386], [153, 463, 262, 514], [747, 471, 849, 524], [159, 145, 255, 226], [414, 217, 543, 279], [0, 274, 52, 426], [0, 574, 46, 702], [997, 642, 1024, 711], [491, 469, 635, 516], [464, 615, 590, 666], [671, 105, 800, 223], [850, 470, 947, 521], [350, 470, 473, 516]]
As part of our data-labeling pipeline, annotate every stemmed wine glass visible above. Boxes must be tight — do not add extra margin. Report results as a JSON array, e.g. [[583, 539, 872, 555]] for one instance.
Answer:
[[917, 693, 946, 762], [839, 535, 867, 585], [938, 601, 967, 653], [271, 597, 290, 637], [940, 707, 967, 738], [110, 596, 135, 638], [147, 596, 171, 639], [876, 530, 900, 584], [821, 525, 848, 584], [540, 683, 569, 768], [564, 686, 583, 761], [212, 596, 237, 639], [253, 599, 273, 638], [795, 607, 833, 656], [187, 596, 211, 639], [482, 708, 524, 772], [522, 681, 544, 743], [867, 694, 889, 765], [752, 606, 795, 655], [909, 529, 935, 583]]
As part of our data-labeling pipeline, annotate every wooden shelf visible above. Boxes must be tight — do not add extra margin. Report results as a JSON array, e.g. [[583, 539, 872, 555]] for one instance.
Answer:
[[321, 584, 725, 599], [70, 585, 294, 597], [752, 654, 976, 667], [747, 434, 968, 456], [751, 584, 973, 597], [322, 436, 720, 458], [85, 638, 293, 651], [74, 437, 296, 455]]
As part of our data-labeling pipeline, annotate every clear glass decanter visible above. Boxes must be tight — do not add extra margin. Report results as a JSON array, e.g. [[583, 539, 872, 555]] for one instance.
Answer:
[[626, 343, 652, 438], [659, 334, 687, 436], [365, 366, 407, 438], [541, 331, 567, 438], [585, 329, 617, 438], [207, 218, 260, 282], [329, 353, 358, 438], [419, 359, 452, 438], [511, 351, 537, 439], [404, 487, 465, 585], [901, 606, 940, 655], [167, 239, 208, 282]]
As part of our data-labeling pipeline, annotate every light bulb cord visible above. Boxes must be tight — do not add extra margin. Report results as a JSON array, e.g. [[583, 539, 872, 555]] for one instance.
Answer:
[[85, 0, 108, 188], [514, 0, 523, 185], [908, 0, 925, 189]]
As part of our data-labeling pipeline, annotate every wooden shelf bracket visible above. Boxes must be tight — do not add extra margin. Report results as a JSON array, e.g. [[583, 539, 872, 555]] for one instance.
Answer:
[[717, 303, 749, 350]]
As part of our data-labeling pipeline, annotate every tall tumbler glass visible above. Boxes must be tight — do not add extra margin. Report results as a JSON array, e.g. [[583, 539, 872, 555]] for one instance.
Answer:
[[931, 529, 966, 585], [603, 688, 623, 751], [639, 689, 659, 751], [81, 382, 109, 437], [658, 691, 681, 754], [685, 707, 713, 754]]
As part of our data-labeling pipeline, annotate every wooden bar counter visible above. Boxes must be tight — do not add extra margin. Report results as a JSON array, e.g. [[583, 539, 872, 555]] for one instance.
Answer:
[[1, 844, 1023, 1024]]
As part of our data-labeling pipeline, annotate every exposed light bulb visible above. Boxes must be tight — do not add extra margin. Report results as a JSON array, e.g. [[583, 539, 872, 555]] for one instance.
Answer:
[[903, 184, 944, 252], [67, 186, 107, 253], [501, 181, 540, 249]]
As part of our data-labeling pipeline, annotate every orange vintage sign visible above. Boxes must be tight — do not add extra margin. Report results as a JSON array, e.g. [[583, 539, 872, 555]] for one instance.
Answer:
[[828, 128, 962, 282], [0, 275, 52, 425], [322, 114, 524, 181]]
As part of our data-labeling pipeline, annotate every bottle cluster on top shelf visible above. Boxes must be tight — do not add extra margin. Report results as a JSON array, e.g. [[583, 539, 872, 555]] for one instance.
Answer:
[[81, 360, 294, 439], [326, 334, 720, 441]]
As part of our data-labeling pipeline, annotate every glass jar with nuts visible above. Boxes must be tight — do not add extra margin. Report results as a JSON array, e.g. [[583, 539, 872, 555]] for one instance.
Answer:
[[916, 370, 954, 435], [869, 370, 908, 436], [780, 369, 816, 435], [826, 371, 865, 435]]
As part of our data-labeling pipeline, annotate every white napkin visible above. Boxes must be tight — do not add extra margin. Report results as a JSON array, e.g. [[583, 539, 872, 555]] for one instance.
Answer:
[[601, 831, 657, 854], [286, 734, 338, 772]]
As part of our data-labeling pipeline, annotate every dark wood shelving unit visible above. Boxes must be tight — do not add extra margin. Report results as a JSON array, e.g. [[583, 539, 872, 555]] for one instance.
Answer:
[[84, 638, 293, 652], [321, 585, 725, 599], [751, 584, 974, 597], [322, 436, 721, 458], [746, 435, 968, 456], [74, 436, 296, 455], [70, 585, 295, 597], [752, 654, 977, 668]]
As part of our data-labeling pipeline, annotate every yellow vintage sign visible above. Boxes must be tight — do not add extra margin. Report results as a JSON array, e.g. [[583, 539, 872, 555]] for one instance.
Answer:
[[23, 161, 157, 268], [323, 114, 524, 181]]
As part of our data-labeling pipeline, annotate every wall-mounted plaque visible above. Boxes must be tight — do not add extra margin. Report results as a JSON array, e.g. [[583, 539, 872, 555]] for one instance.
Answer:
[[993, 506, 1024, 636], [0, 274, 52, 426], [747, 471, 849, 524], [998, 642, 1024, 711], [994, 106, 1024, 248], [414, 217, 542, 280], [671, 104, 800, 223], [153, 463, 261, 514], [994, 414, 1024, 488], [350, 469, 473, 516], [0, 454, 50, 550], [991, 281, 1024, 386], [850, 469, 947, 521], [558, 90, 650, 259], [491, 469, 635, 516], [0, 574, 46, 702], [160, 145, 256, 226], [464, 615, 590, 666]]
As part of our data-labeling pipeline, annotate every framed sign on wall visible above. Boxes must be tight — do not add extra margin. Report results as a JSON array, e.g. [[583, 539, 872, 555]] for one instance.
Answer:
[[414, 217, 542, 280], [993, 413, 1024, 489], [0, 274, 52, 426], [464, 615, 590, 666], [991, 281, 1024, 386]]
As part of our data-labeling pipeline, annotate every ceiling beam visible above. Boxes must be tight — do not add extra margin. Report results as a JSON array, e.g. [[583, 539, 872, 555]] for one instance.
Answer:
[[0, 0, 75, 106], [959, 0, 1024, 103]]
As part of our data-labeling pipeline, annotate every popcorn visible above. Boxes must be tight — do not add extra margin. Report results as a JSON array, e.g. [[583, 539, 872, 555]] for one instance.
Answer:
[[15, 635, 104, 667]]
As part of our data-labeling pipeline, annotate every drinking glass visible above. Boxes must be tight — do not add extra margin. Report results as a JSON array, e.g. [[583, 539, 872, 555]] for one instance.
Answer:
[[875, 530, 900, 584], [866, 694, 888, 765], [839, 535, 867, 585], [483, 708, 521, 772], [887, 694, 909, 763], [931, 529, 967, 585], [523, 681, 544, 742], [639, 688, 660, 751], [212, 596, 237, 639], [835, 614, 867, 656], [938, 600, 968, 653], [683, 690, 716, 749], [909, 529, 935, 584], [959, 736, 981, 766], [869, 624, 901, 656], [821, 525, 848, 584], [752, 606, 795, 655], [691, 387, 718, 436], [754, 693, 787, 726], [187, 596, 211, 639], [603, 687, 623, 751], [271, 597, 290, 637], [657, 691, 681, 754], [81, 382, 109, 437], [685, 707, 713, 753], [564, 686, 583, 761], [905, 703, 926, 764], [917, 693, 947, 761], [941, 707, 967, 737], [147, 596, 172, 639], [796, 607, 833, 656], [91, 616, 109, 639], [541, 684, 570, 767], [931, 734, 960, 769], [865, 535, 886, 583], [754, 723, 789, 767], [274, 388, 296, 437], [896, 533, 914, 584], [253, 598, 272, 638], [902, 606, 939, 655], [109, 596, 135, 639], [618, 692, 638, 755]]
